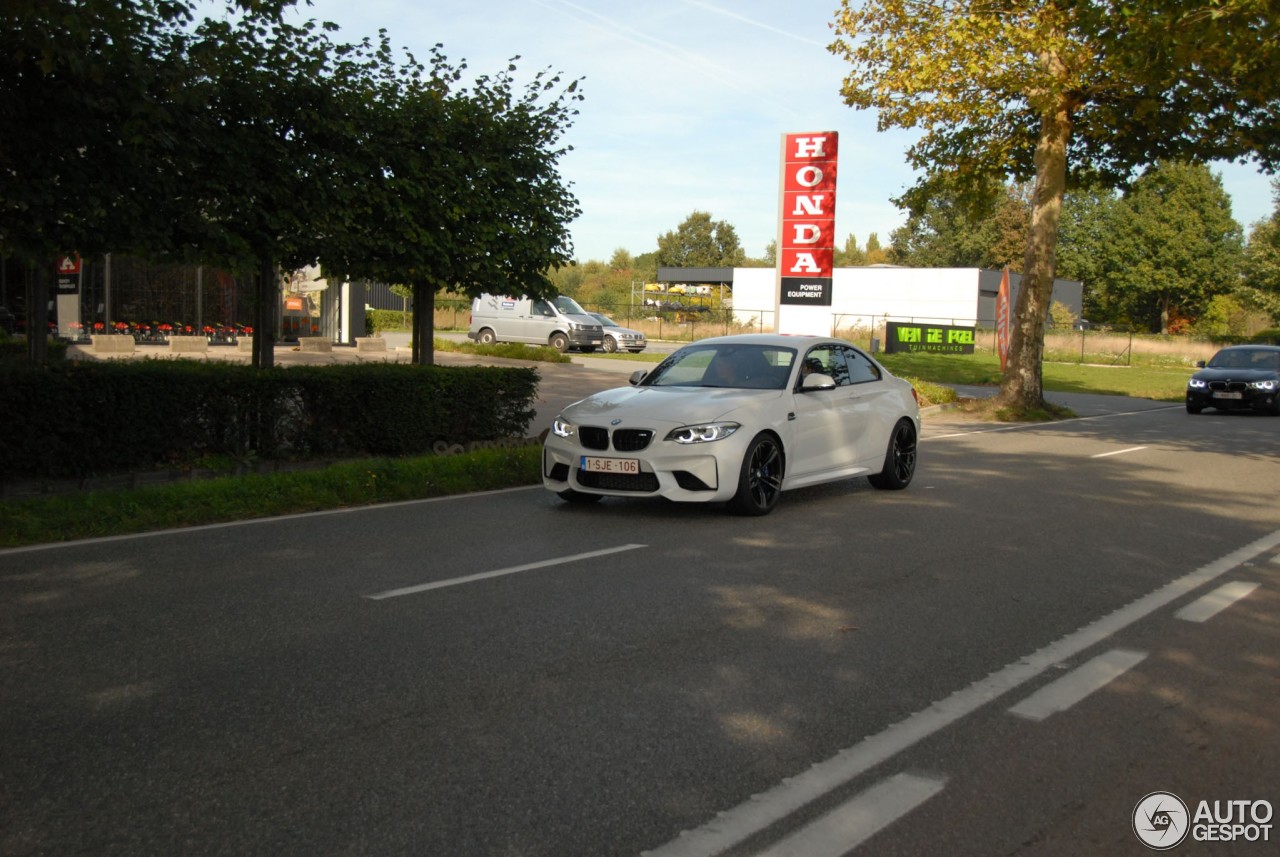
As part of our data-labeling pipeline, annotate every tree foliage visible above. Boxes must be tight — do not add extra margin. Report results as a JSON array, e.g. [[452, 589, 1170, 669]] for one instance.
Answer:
[[888, 180, 1035, 269], [1239, 180, 1280, 319], [327, 48, 583, 364], [835, 234, 867, 267], [656, 211, 746, 268], [831, 0, 1280, 410], [1096, 161, 1243, 332], [2, 1, 583, 367]]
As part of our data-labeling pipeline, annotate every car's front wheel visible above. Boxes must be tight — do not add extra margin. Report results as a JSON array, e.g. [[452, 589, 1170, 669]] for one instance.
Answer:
[[730, 433, 783, 516], [868, 419, 917, 490], [1186, 400, 1204, 414], [602, 335, 618, 353], [549, 332, 570, 352]]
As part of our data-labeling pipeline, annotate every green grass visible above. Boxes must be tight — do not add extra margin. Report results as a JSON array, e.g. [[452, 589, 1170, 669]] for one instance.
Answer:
[[876, 351, 1189, 402], [0, 447, 541, 549], [434, 337, 571, 363]]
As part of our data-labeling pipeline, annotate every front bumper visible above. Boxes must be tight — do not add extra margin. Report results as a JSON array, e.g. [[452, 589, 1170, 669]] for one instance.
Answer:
[[542, 432, 749, 503], [1187, 386, 1278, 411]]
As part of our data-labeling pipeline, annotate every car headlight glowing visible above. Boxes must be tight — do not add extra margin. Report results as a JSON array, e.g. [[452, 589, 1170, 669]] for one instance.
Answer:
[[665, 422, 740, 443], [1250, 379, 1278, 391], [1187, 378, 1207, 389], [551, 417, 575, 438]]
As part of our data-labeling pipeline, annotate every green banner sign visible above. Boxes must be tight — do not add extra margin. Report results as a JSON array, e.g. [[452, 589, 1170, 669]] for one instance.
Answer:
[[885, 321, 976, 354]]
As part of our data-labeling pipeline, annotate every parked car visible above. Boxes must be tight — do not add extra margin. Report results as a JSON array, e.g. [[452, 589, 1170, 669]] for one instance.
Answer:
[[542, 334, 920, 515], [468, 293, 603, 353], [1186, 344, 1280, 415], [588, 312, 647, 353]]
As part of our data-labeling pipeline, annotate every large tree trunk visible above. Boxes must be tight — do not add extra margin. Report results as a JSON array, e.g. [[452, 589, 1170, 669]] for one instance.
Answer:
[[997, 100, 1071, 411], [410, 281, 435, 366], [251, 258, 277, 370]]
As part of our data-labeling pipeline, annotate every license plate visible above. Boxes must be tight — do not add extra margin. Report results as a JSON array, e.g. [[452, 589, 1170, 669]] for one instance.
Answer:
[[580, 456, 639, 474], [1212, 391, 1243, 399]]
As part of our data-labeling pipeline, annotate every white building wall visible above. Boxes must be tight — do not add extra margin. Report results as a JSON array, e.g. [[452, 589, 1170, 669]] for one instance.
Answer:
[[732, 266, 982, 336], [729, 266, 1082, 335]]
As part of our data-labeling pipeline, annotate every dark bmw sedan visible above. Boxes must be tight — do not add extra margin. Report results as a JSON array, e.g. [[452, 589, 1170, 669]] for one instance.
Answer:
[[1186, 345, 1280, 415]]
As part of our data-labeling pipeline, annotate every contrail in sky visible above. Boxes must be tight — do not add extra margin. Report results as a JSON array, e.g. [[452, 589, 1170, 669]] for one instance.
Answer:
[[530, 0, 758, 95], [679, 0, 830, 47]]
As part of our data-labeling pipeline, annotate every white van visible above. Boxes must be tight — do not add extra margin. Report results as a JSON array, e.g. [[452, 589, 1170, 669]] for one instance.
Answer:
[[468, 294, 604, 353]]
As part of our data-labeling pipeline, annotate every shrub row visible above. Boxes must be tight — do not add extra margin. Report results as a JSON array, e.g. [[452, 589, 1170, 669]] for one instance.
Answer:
[[0, 361, 538, 480]]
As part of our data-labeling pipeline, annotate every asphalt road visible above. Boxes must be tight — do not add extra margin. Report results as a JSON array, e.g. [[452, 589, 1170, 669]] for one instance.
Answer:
[[2, 376, 1278, 856]]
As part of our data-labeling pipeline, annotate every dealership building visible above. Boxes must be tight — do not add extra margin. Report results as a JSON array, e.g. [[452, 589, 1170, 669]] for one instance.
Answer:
[[656, 265, 1084, 338]]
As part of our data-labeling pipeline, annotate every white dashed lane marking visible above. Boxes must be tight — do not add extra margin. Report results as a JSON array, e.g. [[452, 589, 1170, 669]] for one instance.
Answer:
[[1174, 581, 1260, 623], [756, 773, 947, 857], [1008, 648, 1147, 722], [364, 544, 647, 599]]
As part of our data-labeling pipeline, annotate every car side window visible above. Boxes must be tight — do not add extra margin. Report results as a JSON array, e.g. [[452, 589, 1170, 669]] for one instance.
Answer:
[[839, 346, 882, 384], [801, 347, 840, 385], [532, 301, 555, 317]]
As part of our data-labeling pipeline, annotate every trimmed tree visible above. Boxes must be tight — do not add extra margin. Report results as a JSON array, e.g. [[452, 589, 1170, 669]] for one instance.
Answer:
[[326, 49, 583, 365]]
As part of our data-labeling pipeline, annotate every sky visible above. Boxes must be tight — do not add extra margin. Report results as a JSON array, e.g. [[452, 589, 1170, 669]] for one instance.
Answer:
[[296, 0, 1277, 264]]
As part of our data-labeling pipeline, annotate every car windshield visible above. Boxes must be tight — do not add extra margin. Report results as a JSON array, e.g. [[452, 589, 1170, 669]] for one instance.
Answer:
[[553, 296, 589, 316], [644, 344, 796, 390], [1208, 348, 1280, 370]]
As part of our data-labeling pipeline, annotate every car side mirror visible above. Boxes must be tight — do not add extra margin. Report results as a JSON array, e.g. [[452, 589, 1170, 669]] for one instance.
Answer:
[[1195, 360, 1206, 368], [800, 373, 836, 391], [629, 369, 648, 386]]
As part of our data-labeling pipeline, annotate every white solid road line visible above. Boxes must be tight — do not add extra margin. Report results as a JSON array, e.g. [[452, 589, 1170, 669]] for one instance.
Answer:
[[642, 527, 1280, 857], [364, 543, 647, 599], [1175, 580, 1260, 623], [1091, 446, 1148, 458], [1008, 648, 1148, 722], [756, 773, 947, 857], [925, 405, 1181, 441]]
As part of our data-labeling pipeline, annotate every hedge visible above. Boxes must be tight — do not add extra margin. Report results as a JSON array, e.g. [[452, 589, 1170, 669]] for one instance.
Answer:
[[0, 361, 538, 480]]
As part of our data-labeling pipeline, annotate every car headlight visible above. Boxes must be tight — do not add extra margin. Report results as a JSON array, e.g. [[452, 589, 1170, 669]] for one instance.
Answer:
[[1250, 379, 1278, 391], [551, 417, 575, 438], [1187, 378, 1207, 389], [665, 422, 740, 443]]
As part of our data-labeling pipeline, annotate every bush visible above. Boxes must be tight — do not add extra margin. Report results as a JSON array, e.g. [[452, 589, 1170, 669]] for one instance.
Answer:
[[1250, 327, 1280, 345], [367, 308, 411, 334], [0, 339, 68, 365], [0, 361, 538, 480]]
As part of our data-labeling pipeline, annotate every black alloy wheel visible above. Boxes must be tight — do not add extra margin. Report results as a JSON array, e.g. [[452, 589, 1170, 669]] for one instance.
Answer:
[[731, 433, 783, 515], [868, 419, 917, 490]]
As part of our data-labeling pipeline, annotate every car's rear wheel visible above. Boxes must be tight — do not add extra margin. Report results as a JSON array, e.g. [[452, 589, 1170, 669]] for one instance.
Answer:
[[730, 433, 783, 516], [602, 335, 618, 353], [868, 419, 917, 490], [477, 328, 497, 345], [550, 332, 570, 352]]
